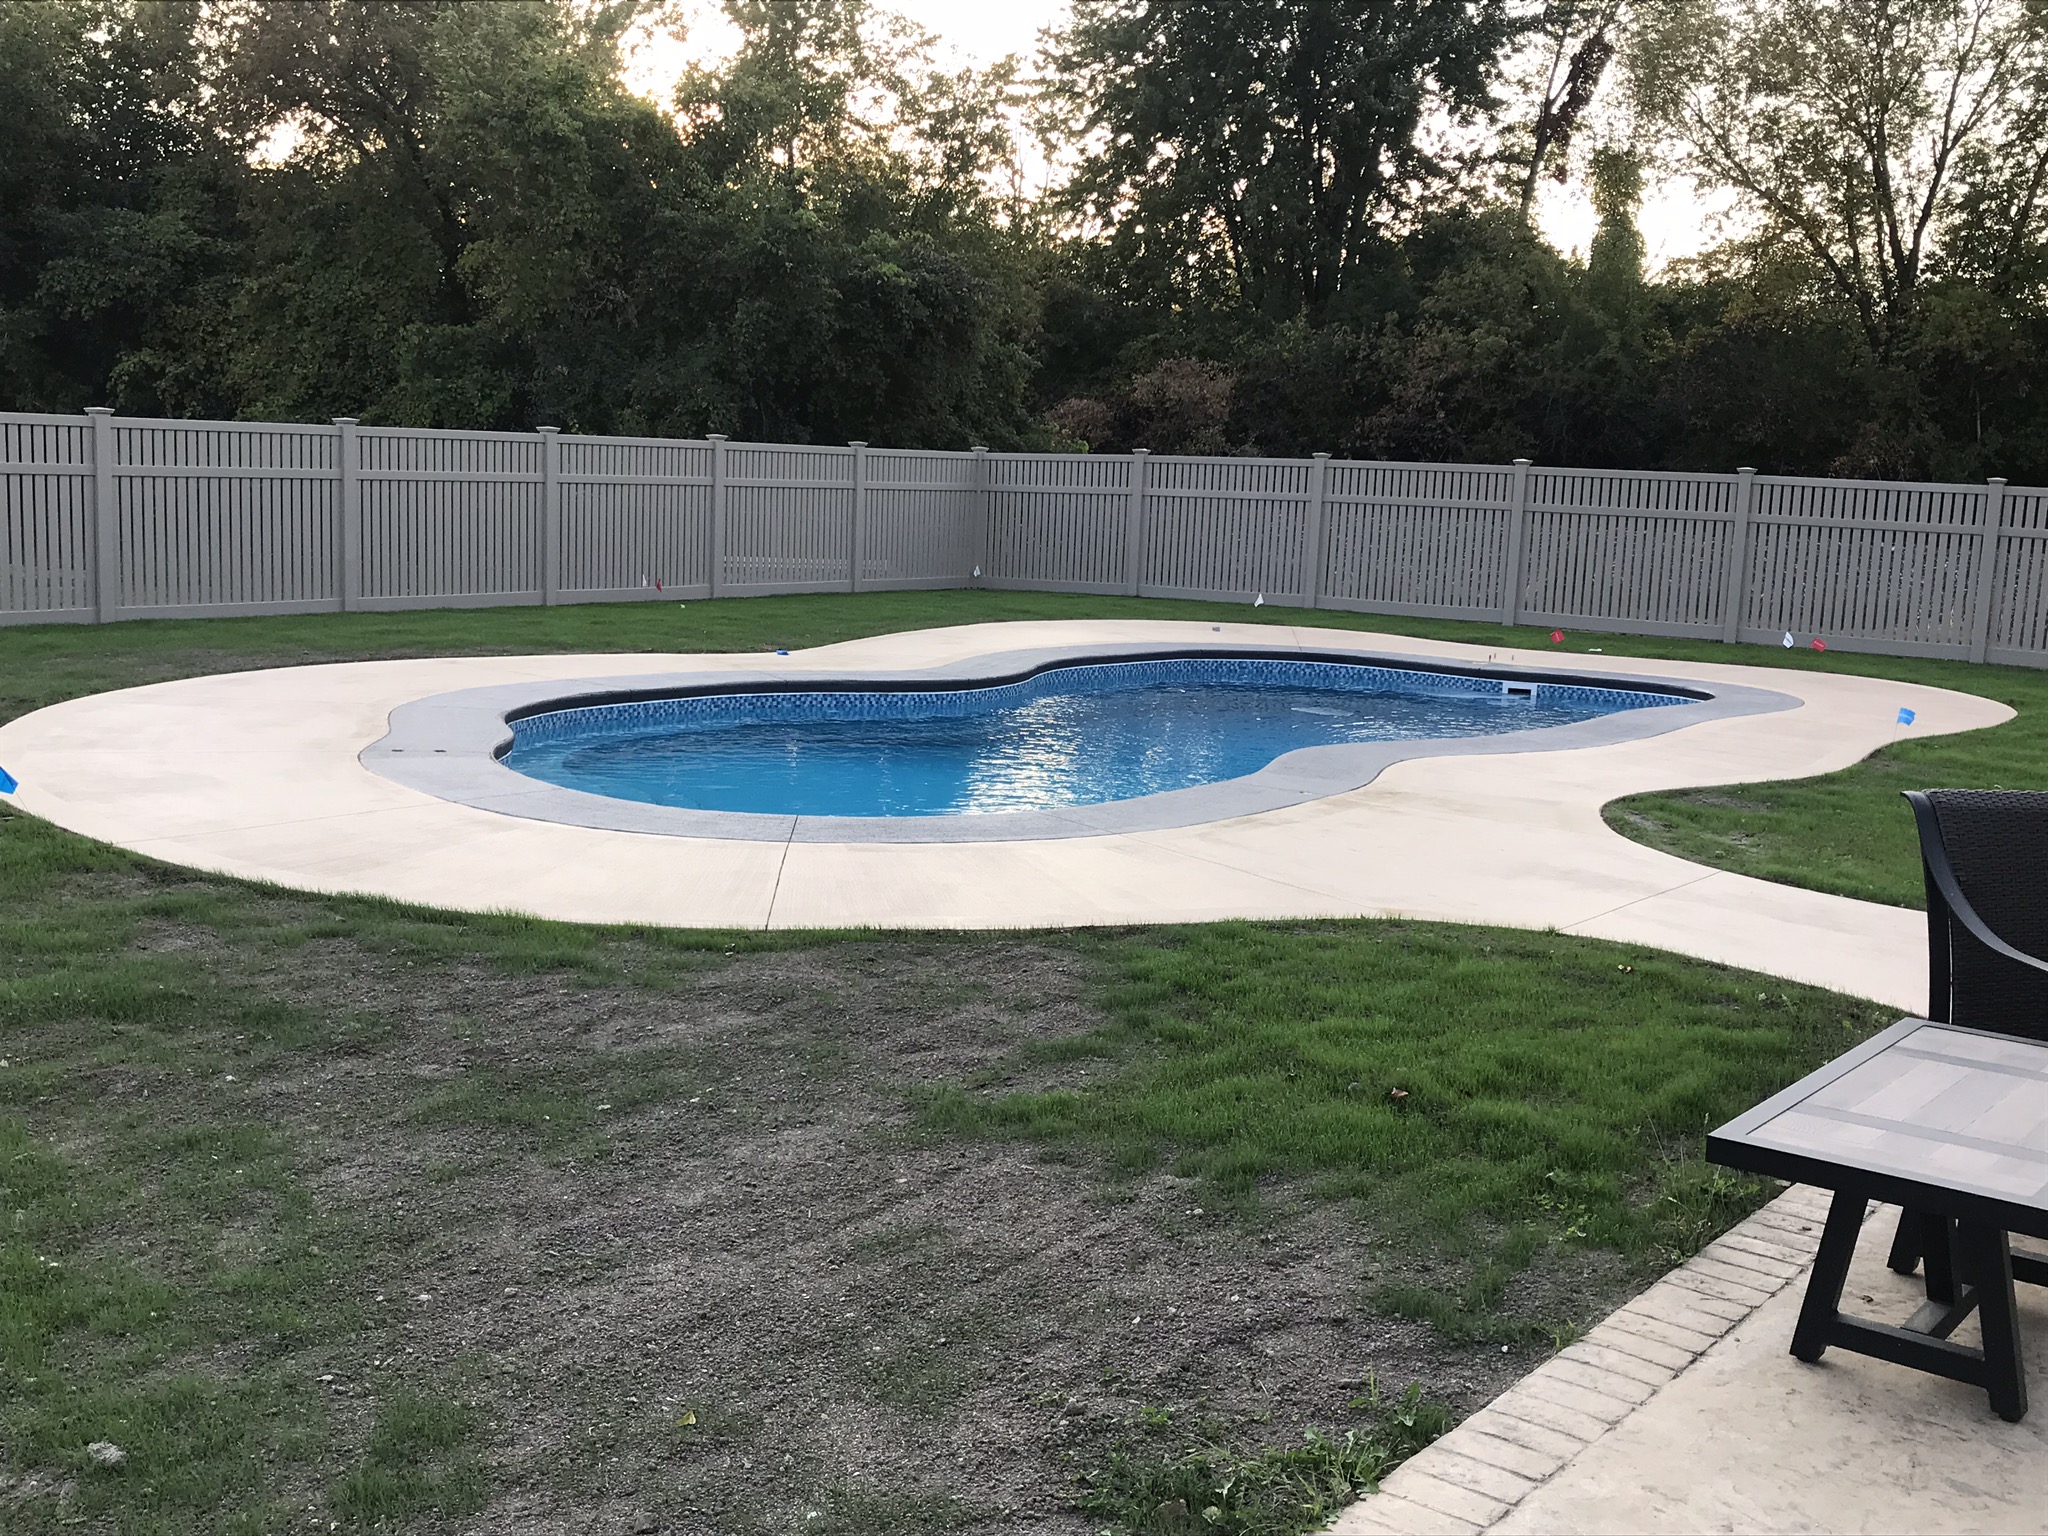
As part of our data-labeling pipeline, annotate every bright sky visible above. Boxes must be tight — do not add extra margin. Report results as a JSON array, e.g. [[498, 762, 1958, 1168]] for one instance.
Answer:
[[888, 0, 1059, 66], [621, 1, 1721, 267], [619, 0, 1060, 87]]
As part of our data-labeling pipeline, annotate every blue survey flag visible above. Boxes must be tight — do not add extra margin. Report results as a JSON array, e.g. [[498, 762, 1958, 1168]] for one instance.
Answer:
[[1897, 707, 1916, 725], [0, 764, 16, 793]]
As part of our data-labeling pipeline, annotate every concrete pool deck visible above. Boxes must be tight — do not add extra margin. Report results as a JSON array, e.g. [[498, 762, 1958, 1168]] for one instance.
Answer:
[[0, 619, 2013, 1011]]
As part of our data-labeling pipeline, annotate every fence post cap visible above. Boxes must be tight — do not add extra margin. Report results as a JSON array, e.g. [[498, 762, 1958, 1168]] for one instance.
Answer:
[[85, 406, 114, 417], [537, 425, 559, 436], [1132, 446, 1150, 456], [1737, 465, 1755, 474], [848, 440, 867, 448], [706, 432, 728, 442], [971, 444, 988, 453], [1512, 456, 1531, 466], [1988, 476, 2008, 486], [332, 416, 358, 426], [1313, 451, 1330, 460]]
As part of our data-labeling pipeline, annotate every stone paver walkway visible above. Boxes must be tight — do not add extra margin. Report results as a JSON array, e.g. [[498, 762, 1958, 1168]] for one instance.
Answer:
[[1330, 1188, 2048, 1536]]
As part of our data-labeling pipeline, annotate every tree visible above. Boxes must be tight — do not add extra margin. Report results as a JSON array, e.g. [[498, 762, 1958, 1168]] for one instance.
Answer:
[[1585, 144, 1647, 301], [207, 0, 660, 424], [1626, 0, 2048, 357], [0, 0, 241, 414], [672, 0, 879, 183], [1504, 0, 1630, 220], [5, 0, 2044, 479], [1044, 0, 1520, 320], [192, 0, 1046, 443], [648, 0, 1047, 445]]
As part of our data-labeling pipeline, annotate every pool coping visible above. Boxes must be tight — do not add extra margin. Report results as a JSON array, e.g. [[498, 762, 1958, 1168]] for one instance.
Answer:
[[360, 641, 1798, 844]]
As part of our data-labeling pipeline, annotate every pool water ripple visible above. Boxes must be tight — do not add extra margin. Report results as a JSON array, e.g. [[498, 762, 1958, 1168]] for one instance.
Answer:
[[502, 657, 1682, 818]]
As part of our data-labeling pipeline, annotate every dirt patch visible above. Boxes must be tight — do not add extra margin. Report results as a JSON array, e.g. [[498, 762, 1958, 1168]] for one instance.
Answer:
[[1670, 791, 1774, 813], [88, 932, 1569, 1534]]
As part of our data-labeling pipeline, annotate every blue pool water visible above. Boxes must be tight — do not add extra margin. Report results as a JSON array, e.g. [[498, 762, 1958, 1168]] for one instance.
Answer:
[[502, 656, 1683, 818]]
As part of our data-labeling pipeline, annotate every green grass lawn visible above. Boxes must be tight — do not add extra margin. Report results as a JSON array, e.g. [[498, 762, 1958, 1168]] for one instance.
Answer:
[[1601, 670, 2048, 907], [0, 590, 2037, 1532], [0, 808, 1887, 1534], [926, 919, 1886, 1338]]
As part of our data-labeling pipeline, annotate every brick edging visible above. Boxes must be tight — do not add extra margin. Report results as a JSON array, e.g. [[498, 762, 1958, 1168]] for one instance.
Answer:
[[1327, 1184, 1835, 1535]]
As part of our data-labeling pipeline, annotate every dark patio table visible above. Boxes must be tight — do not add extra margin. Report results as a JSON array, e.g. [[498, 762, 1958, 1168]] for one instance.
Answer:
[[1708, 1015, 2048, 1422]]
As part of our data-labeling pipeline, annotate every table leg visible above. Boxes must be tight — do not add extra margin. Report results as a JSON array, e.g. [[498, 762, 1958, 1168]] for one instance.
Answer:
[[1957, 1221, 2028, 1423], [1920, 1211, 1960, 1306], [1885, 1206, 1968, 1316], [1791, 1189, 1864, 1364], [1887, 1207, 1921, 1276]]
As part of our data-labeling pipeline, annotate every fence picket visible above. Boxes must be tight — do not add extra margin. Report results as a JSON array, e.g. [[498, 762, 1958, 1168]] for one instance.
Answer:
[[0, 409, 2039, 666]]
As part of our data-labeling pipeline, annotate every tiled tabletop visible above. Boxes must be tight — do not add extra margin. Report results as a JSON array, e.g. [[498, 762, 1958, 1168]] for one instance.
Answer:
[[1712, 1017, 2048, 1228]]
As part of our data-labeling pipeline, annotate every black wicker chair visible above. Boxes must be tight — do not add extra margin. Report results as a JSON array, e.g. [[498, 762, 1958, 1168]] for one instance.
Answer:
[[1886, 788, 2048, 1285], [1907, 788, 2048, 1037]]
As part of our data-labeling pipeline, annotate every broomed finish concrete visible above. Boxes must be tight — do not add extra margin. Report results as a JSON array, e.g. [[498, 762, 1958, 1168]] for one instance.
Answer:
[[0, 619, 2013, 1011]]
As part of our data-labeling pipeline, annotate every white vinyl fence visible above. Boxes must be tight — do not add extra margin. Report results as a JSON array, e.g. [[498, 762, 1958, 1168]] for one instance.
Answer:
[[4, 409, 2043, 667]]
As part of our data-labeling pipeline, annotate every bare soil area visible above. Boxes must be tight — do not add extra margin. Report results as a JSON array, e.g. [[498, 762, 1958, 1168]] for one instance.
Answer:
[[192, 934, 1545, 1535]]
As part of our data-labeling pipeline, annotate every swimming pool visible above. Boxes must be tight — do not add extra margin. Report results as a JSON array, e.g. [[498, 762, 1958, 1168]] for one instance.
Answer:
[[500, 655, 1687, 818]]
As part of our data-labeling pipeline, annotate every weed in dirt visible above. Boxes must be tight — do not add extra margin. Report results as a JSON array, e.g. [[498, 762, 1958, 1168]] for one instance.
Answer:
[[414, 1051, 706, 1156], [332, 1388, 488, 1525], [1650, 1162, 1773, 1263], [1075, 1382, 1452, 1536], [805, 1486, 977, 1536], [865, 1341, 968, 1414], [1371, 1227, 1555, 1347], [845, 1221, 946, 1261]]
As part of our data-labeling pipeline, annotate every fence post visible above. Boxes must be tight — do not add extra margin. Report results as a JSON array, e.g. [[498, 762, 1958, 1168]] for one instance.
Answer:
[[847, 440, 868, 593], [334, 417, 361, 611], [539, 426, 561, 606], [1124, 448, 1150, 597], [1499, 457, 1532, 627], [1720, 466, 1755, 644], [1298, 452, 1330, 609], [1969, 477, 2006, 664], [707, 433, 728, 598], [970, 445, 990, 586], [86, 407, 117, 623]]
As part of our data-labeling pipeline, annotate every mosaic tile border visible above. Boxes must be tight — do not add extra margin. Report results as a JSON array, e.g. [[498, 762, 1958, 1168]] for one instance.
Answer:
[[505, 655, 1686, 755], [361, 640, 1797, 844]]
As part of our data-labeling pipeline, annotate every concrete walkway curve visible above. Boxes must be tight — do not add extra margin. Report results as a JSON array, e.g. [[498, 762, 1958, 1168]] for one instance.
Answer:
[[0, 620, 2012, 1011]]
